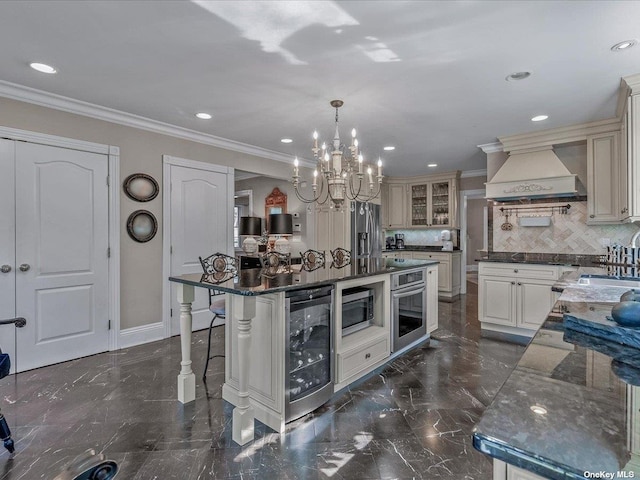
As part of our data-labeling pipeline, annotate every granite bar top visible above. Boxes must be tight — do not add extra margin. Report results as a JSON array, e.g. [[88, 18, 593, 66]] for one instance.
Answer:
[[169, 257, 438, 296], [473, 276, 640, 478], [384, 246, 461, 252], [478, 251, 599, 266]]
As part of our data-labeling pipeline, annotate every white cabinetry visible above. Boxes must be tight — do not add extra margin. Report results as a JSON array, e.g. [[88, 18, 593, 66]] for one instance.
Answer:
[[315, 206, 350, 254], [382, 251, 412, 259], [334, 275, 390, 390], [426, 265, 438, 333], [492, 460, 547, 480], [478, 262, 573, 337], [411, 251, 461, 301], [382, 171, 460, 229], [586, 131, 622, 224], [382, 183, 407, 229]]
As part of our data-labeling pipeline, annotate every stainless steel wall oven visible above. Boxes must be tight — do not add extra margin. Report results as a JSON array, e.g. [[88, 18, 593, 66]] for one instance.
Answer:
[[391, 267, 427, 352]]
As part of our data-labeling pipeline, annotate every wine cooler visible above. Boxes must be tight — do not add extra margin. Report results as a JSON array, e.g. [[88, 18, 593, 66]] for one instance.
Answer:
[[285, 285, 334, 422]]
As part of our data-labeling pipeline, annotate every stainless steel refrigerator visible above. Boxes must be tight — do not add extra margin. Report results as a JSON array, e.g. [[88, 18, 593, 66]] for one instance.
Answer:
[[351, 201, 383, 259]]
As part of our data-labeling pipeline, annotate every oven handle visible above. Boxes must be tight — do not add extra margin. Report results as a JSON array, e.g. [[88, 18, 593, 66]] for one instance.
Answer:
[[392, 285, 426, 299], [287, 295, 332, 311]]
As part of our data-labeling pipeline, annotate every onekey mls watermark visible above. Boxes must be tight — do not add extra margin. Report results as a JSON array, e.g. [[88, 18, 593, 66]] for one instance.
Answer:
[[583, 472, 635, 479]]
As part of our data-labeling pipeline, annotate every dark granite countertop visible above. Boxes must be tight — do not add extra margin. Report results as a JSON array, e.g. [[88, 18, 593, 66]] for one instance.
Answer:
[[384, 246, 461, 252], [478, 251, 599, 266], [473, 279, 640, 478], [169, 257, 438, 296]]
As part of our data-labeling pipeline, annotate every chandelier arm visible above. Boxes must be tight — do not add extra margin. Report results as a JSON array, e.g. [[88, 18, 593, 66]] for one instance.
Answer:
[[292, 180, 325, 204]]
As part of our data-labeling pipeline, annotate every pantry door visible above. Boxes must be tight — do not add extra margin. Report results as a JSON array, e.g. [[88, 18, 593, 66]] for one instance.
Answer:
[[14, 141, 110, 371], [167, 158, 234, 336]]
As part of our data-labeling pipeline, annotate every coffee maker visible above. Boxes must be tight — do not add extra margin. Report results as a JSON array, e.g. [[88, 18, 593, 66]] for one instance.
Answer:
[[385, 236, 395, 250], [395, 233, 405, 249]]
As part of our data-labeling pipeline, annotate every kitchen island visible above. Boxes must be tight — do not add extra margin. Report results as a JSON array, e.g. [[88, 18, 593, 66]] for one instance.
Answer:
[[473, 271, 640, 479], [169, 257, 438, 445]]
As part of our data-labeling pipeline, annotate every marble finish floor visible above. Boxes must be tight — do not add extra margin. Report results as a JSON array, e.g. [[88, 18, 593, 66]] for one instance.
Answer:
[[0, 283, 525, 479]]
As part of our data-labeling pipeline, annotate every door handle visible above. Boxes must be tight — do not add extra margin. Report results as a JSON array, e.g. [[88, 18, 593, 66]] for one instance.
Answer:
[[0, 265, 11, 273], [19, 264, 30, 272]]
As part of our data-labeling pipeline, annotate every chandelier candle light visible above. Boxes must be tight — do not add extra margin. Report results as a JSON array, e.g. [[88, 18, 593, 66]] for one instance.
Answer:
[[292, 100, 383, 210]]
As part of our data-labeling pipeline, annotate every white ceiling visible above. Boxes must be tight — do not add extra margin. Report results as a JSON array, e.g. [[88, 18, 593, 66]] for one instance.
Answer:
[[1, 1, 639, 176]]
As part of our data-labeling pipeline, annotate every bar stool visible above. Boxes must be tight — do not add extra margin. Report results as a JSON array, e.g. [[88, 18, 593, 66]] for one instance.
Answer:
[[203, 290, 225, 381]]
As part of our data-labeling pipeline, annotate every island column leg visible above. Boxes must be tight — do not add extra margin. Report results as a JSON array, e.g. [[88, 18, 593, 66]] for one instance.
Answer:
[[232, 294, 256, 445], [177, 283, 196, 404]]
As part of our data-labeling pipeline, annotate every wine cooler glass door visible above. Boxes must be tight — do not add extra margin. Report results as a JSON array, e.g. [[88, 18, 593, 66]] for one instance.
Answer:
[[286, 286, 333, 421]]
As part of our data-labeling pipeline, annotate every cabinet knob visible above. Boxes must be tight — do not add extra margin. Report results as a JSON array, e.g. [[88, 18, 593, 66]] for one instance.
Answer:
[[589, 214, 595, 218], [19, 264, 30, 272], [517, 282, 522, 286], [511, 281, 515, 285], [622, 207, 628, 214], [0, 265, 11, 273], [365, 353, 371, 359], [429, 271, 432, 274], [513, 269, 518, 273]]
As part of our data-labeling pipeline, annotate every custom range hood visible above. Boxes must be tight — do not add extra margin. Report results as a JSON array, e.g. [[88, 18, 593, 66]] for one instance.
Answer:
[[485, 146, 584, 200]]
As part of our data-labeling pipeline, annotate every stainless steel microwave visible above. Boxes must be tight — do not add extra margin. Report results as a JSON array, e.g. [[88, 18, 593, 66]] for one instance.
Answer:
[[341, 286, 375, 336]]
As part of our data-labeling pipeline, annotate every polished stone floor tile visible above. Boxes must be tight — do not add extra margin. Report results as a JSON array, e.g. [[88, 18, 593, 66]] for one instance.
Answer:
[[0, 282, 525, 479]]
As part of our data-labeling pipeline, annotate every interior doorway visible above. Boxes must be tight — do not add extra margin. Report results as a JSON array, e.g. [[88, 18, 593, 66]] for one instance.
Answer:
[[459, 189, 487, 295]]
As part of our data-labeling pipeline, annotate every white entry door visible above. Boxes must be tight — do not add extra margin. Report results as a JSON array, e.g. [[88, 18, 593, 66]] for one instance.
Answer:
[[0, 140, 16, 333], [168, 161, 233, 335], [0, 141, 110, 372]]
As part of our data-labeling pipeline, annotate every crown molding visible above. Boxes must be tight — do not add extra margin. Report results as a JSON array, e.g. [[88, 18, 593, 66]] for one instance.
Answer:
[[623, 73, 640, 94], [461, 169, 487, 178], [477, 142, 503, 153], [499, 116, 621, 153], [0, 80, 315, 167]]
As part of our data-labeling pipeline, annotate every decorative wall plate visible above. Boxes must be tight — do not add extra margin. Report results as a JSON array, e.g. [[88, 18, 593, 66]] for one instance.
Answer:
[[126, 210, 158, 243], [123, 173, 159, 202]]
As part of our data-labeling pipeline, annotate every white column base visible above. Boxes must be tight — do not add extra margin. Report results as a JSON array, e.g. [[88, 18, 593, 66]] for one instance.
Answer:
[[178, 372, 196, 404], [232, 404, 256, 445]]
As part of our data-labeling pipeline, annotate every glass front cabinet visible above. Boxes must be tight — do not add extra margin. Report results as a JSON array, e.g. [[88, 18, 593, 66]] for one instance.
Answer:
[[409, 179, 455, 228]]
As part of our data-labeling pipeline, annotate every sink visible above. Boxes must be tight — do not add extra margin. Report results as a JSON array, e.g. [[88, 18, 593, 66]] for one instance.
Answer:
[[577, 275, 640, 288]]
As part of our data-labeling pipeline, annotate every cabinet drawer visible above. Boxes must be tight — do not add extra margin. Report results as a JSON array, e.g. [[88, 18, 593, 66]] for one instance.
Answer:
[[338, 335, 389, 381], [411, 252, 449, 261], [479, 262, 560, 281]]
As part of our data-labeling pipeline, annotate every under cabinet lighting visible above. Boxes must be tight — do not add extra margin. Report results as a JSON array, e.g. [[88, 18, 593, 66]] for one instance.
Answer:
[[195, 112, 212, 120], [427, 163, 437, 168], [30, 62, 57, 74], [383, 146, 395, 151], [281, 138, 293, 144]]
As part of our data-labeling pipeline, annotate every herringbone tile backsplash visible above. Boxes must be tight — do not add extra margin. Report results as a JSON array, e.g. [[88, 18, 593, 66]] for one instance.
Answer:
[[492, 202, 638, 254]]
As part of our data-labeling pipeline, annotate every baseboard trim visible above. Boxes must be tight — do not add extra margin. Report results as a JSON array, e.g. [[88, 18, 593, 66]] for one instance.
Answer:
[[119, 322, 165, 349]]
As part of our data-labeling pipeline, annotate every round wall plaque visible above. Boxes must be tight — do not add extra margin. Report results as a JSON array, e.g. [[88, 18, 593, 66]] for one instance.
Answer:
[[126, 210, 158, 243], [123, 173, 159, 202]]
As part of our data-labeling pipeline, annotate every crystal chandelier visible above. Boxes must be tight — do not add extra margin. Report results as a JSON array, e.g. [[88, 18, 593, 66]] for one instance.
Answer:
[[292, 100, 383, 210]]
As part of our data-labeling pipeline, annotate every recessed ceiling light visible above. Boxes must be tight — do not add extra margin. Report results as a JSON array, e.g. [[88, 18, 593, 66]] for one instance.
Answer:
[[281, 138, 293, 144], [505, 71, 531, 81], [611, 39, 637, 51], [383, 146, 395, 151], [531, 115, 549, 122], [530, 405, 547, 415], [427, 163, 437, 168], [29, 62, 57, 74], [195, 112, 212, 120]]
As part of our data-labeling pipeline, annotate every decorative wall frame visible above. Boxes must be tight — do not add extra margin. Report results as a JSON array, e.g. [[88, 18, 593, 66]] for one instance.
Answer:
[[265, 187, 287, 217], [123, 173, 159, 202], [126, 210, 158, 243]]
